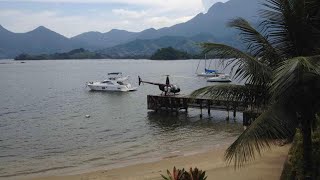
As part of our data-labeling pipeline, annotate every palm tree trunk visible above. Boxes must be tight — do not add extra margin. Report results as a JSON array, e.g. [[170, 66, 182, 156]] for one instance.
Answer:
[[301, 110, 314, 179]]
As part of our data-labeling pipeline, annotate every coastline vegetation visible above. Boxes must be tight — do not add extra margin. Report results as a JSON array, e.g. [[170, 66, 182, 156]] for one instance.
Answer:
[[14, 48, 104, 60], [281, 122, 320, 179], [14, 47, 206, 61], [191, 0, 320, 179]]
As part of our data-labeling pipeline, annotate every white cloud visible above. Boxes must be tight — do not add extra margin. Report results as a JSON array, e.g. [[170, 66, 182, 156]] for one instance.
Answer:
[[0, 10, 125, 37], [0, 0, 202, 8], [112, 9, 147, 19], [145, 16, 193, 28], [0, 0, 226, 37], [0, 9, 196, 37], [0, 0, 206, 13]]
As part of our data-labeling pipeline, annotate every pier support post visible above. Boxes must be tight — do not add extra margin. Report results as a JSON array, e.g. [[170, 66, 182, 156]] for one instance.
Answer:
[[226, 105, 230, 121], [233, 107, 236, 118], [170, 97, 173, 112], [200, 101, 203, 118], [207, 100, 211, 115]]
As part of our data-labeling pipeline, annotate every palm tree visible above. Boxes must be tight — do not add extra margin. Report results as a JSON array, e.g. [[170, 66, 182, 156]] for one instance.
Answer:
[[191, 0, 320, 177]]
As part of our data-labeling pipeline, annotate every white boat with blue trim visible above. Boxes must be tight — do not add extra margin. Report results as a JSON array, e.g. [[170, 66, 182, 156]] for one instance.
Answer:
[[196, 55, 232, 82]]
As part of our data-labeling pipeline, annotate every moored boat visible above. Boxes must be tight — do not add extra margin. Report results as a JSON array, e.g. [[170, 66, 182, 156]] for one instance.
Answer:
[[207, 73, 232, 82], [86, 72, 137, 92]]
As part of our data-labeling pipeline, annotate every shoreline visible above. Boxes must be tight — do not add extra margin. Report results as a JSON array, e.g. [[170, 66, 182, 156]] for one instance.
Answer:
[[24, 144, 290, 180]]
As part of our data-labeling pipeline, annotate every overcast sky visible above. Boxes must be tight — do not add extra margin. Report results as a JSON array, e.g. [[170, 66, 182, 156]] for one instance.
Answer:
[[0, 0, 228, 37]]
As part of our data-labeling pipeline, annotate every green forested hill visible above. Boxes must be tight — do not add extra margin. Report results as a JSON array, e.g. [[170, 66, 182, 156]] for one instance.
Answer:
[[98, 33, 215, 58], [150, 47, 193, 60]]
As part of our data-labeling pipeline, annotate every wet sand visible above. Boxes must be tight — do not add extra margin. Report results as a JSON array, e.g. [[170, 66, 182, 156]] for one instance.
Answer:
[[27, 144, 290, 180]]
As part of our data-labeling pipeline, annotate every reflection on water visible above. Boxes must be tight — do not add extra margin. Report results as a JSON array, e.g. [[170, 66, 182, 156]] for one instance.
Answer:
[[146, 110, 243, 135], [0, 60, 243, 179]]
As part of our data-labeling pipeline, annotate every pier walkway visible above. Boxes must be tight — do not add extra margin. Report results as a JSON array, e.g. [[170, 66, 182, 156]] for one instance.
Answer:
[[147, 94, 261, 126]]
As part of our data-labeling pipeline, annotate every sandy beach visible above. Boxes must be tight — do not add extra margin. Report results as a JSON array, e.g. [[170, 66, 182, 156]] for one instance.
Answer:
[[27, 144, 290, 180]]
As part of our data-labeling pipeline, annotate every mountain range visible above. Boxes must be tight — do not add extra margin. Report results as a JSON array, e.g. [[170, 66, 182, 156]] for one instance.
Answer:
[[0, 0, 262, 59]]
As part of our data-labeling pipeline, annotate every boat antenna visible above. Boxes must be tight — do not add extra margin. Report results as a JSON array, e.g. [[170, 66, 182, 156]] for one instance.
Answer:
[[208, 55, 212, 70], [195, 53, 205, 74], [204, 53, 207, 70], [195, 59, 201, 74]]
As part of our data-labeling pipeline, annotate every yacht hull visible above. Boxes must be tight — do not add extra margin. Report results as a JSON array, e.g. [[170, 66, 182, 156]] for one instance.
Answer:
[[197, 73, 219, 77], [87, 84, 137, 92], [207, 77, 232, 82], [207, 79, 231, 82]]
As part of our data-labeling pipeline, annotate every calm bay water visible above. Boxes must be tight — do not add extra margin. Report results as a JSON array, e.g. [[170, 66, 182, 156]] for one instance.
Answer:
[[0, 59, 243, 179]]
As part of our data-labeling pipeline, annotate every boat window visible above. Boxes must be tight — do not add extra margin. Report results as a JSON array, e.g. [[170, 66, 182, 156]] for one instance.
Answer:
[[108, 72, 122, 75], [117, 81, 124, 85], [102, 81, 114, 85]]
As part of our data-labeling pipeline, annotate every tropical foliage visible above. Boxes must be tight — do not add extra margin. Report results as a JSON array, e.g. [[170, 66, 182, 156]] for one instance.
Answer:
[[281, 126, 320, 179], [188, 167, 207, 180], [161, 167, 189, 180], [161, 167, 207, 180], [191, 0, 320, 178]]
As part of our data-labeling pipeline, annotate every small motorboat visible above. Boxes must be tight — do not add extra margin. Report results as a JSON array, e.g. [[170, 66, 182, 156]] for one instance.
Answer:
[[86, 72, 137, 92], [207, 73, 232, 82]]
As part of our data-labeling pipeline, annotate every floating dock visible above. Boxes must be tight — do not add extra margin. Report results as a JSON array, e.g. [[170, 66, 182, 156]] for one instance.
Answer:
[[147, 94, 260, 126]]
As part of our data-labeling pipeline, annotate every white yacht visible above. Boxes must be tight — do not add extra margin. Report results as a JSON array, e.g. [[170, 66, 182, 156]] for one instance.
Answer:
[[86, 72, 137, 92], [207, 73, 232, 82]]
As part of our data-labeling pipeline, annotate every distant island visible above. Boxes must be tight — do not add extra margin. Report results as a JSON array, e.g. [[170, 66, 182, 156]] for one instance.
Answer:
[[14, 48, 106, 60], [14, 47, 205, 60], [150, 47, 195, 60]]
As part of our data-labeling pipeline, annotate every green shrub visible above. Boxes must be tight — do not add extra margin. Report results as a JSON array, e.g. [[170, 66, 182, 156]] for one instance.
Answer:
[[161, 167, 189, 180], [188, 167, 207, 180], [281, 128, 320, 180], [161, 167, 207, 180]]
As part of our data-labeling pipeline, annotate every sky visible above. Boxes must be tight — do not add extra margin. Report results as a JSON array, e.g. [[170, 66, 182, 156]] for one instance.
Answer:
[[0, 0, 228, 37]]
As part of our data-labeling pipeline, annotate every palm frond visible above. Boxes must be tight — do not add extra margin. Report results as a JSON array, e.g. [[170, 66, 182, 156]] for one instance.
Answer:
[[271, 56, 320, 102], [191, 84, 251, 101], [190, 84, 269, 108], [201, 43, 272, 85], [260, 0, 320, 57], [225, 103, 298, 167], [228, 18, 281, 66]]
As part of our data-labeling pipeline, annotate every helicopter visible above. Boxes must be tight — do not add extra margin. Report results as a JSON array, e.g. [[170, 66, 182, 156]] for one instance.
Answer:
[[138, 75, 181, 96]]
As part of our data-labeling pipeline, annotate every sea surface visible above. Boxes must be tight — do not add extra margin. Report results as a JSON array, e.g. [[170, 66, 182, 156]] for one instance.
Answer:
[[0, 59, 243, 179]]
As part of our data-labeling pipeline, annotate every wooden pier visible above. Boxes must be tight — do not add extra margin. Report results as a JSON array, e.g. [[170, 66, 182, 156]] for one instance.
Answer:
[[147, 94, 260, 126]]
